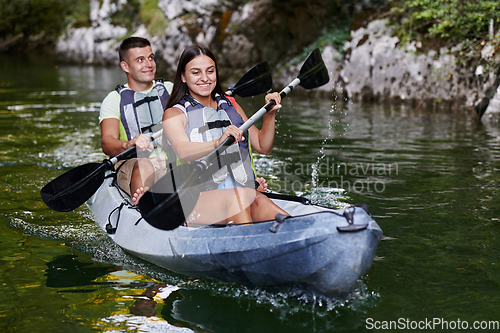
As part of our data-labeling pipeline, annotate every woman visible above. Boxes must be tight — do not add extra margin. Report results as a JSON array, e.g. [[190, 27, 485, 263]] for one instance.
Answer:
[[163, 44, 289, 226]]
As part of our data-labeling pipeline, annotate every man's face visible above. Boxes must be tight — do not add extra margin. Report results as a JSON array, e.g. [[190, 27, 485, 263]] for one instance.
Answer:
[[120, 46, 156, 89]]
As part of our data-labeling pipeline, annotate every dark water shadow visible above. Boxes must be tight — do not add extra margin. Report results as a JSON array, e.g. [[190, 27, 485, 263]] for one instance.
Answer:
[[45, 254, 117, 292]]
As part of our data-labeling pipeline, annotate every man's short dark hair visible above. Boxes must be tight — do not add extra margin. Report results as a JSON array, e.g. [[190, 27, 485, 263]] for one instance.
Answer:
[[119, 37, 151, 62]]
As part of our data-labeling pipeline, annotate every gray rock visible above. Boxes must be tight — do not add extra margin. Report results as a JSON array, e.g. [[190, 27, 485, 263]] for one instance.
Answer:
[[341, 20, 459, 102], [485, 86, 500, 117], [56, 0, 127, 64], [54, 1, 500, 118], [337, 19, 500, 118], [158, 0, 243, 20]]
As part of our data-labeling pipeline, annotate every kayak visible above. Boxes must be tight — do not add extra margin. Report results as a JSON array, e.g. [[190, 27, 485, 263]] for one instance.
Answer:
[[87, 173, 382, 296]]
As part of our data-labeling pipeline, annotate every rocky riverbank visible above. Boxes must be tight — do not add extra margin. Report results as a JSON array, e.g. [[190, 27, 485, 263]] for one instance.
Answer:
[[54, 0, 500, 120], [338, 19, 500, 120]]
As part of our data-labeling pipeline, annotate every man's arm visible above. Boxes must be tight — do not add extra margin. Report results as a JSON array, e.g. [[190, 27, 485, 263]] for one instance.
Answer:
[[100, 118, 152, 156]]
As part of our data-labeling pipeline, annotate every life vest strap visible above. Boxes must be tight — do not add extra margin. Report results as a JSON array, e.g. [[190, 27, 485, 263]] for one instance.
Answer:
[[133, 95, 159, 108], [202, 151, 243, 180], [198, 120, 232, 134], [140, 123, 161, 134], [182, 94, 199, 106]]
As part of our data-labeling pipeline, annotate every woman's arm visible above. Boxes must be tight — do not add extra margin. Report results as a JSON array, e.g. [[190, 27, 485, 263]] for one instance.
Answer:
[[234, 92, 281, 155]]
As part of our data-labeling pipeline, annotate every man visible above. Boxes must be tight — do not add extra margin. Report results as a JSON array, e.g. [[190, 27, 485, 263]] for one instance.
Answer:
[[99, 37, 172, 204]]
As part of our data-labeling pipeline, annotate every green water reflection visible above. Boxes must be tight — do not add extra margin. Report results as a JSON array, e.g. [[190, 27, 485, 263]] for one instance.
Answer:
[[1, 55, 500, 332]]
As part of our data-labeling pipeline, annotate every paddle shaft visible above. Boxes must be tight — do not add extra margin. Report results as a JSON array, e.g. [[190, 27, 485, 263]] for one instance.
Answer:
[[206, 46, 328, 164], [203, 78, 301, 166], [112, 130, 163, 163], [224, 89, 235, 97]]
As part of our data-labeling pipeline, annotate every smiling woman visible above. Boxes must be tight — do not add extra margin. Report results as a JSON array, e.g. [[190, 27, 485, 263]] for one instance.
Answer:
[[161, 44, 286, 226]]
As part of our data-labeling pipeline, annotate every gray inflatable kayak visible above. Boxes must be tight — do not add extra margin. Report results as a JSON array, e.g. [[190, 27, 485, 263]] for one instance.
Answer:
[[87, 174, 382, 296]]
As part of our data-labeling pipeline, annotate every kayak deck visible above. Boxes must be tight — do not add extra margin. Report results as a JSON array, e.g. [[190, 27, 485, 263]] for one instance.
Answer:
[[87, 176, 382, 296]]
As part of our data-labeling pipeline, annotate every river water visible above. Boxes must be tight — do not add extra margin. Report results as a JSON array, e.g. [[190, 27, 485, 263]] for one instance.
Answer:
[[1, 55, 500, 332]]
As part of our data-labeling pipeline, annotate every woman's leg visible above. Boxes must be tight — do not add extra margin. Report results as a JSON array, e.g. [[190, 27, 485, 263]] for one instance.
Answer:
[[186, 188, 253, 226], [211, 187, 290, 222], [249, 192, 290, 222], [184, 188, 290, 227]]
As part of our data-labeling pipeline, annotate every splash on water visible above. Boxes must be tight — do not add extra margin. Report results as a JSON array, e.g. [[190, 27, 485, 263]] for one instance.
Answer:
[[309, 102, 349, 207], [182, 273, 379, 310]]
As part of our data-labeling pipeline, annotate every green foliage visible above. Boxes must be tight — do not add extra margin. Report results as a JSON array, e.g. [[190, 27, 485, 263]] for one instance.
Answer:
[[139, 0, 169, 36], [291, 21, 350, 66], [388, 0, 500, 44], [318, 22, 351, 52], [109, 0, 168, 36], [0, 0, 169, 46], [0, 0, 73, 40], [109, 0, 141, 31], [67, 0, 91, 29]]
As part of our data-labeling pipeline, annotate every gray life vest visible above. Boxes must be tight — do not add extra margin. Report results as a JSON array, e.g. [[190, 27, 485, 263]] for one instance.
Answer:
[[116, 79, 169, 148], [178, 94, 254, 187]]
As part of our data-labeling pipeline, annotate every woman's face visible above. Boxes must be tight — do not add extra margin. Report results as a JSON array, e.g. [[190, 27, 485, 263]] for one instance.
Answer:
[[181, 54, 216, 101]]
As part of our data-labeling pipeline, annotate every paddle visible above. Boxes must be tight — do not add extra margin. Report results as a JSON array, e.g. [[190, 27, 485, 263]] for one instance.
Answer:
[[40, 130, 163, 212], [225, 62, 272, 98], [41, 62, 273, 213], [139, 48, 330, 230]]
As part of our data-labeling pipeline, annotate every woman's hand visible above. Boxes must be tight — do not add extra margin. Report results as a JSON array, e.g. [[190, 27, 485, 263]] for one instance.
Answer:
[[265, 92, 282, 113], [256, 177, 268, 192], [127, 134, 153, 151], [214, 125, 244, 147]]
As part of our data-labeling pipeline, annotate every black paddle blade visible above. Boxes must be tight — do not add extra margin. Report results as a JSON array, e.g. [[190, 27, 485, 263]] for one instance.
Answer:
[[139, 164, 202, 230], [41, 163, 105, 212], [298, 48, 330, 90], [228, 62, 272, 97]]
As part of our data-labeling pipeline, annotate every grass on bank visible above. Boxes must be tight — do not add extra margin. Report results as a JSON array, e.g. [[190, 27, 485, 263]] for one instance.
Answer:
[[386, 0, 500, 58]]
